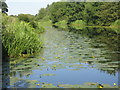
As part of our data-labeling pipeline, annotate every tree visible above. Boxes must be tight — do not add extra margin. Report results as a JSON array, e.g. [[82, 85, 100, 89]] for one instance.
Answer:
[[0, 0, 8, 14], [35, 8, 47, 20], [17, 14, 34, 22], [95, 2, 119, 26]]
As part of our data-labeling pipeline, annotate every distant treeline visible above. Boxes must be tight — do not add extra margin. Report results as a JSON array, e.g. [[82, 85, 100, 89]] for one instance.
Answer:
[[36, 2, 119, 26]]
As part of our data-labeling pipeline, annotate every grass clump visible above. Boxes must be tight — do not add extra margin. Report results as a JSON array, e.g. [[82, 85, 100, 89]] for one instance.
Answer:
[[2, 15, 43, 57]]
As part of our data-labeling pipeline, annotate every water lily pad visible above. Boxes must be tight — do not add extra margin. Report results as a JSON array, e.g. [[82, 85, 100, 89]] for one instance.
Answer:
[[13, 65, 33, 70], [69, 64, 83, 68], [58, 84, 81, 88], [107, 61, 120, 64], [24, 72, 34, 76], [102, 84, 117, 88], [100, 68, 115, 71], [70, 64, 83, 67], [10, 77, 20, 85], [102, 65, 118, 68], [42, 83, 57, 88], [68, 69, 80, 71], [41, 74, 56, 76]]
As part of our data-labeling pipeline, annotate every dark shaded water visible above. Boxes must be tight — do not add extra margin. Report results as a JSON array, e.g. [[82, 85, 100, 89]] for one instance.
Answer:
[[8, 26, 119, 88]]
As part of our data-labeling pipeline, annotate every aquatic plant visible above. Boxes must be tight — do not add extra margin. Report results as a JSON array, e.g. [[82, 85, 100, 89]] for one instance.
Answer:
[[2, 15, 43, 57]]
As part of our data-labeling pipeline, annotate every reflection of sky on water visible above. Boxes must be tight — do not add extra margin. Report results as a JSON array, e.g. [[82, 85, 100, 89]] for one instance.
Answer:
[[10, 27, 119, 87], [19, 68, 118, 86]]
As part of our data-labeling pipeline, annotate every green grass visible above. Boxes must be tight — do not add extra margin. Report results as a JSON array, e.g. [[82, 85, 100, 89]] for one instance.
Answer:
[[2, 15, 43, 57]]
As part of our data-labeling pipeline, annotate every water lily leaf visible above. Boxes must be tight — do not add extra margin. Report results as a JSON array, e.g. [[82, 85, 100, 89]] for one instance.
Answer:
[[102, 84, 117, 88], [70, 64, 83, 67], [42, 83, 57, 88], [102, 65, 118, 68], [41, 74, 56, 76], [68, 69, 80, 71], [25, 79, 39, 84], [24, 72, 34, 76], [58, 84, 81, 88], [69, 64, 83, 68], [101, 68, 115, 71], [50, 64, 66, 69], [13, 64, 33, 70], [107, 61, 120, 64], [10, 77, 20, 85]]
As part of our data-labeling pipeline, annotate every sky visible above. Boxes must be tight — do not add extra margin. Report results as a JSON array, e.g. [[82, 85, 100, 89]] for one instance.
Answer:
[[5, 0, 119, 15], [6, 0, 60, 15]]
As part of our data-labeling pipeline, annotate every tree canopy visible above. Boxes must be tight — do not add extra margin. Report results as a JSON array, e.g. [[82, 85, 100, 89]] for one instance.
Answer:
[[36, 2, 119, 26], [0, 1, 8, 14]]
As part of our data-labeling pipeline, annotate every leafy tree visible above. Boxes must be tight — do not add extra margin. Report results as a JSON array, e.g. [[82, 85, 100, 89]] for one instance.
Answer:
[[35, 8, 47, 20], [0, 0, 8, 14], [95, 2, 119, 26], [17, 14, 34, 22], [38, 2, 119, 26]]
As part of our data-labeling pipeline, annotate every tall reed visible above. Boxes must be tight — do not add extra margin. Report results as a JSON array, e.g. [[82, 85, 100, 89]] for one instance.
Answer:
[[2, 15, 43, 57]]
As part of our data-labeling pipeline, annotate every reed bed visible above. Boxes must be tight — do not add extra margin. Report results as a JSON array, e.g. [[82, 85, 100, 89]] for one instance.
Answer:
[[2, 15, 43, 57]]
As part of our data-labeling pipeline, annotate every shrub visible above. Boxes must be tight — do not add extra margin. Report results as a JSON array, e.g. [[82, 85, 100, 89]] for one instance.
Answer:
[[70, 20, 86, 29], [35, 22, 45, 33], [2, 17, 43, 57], [110, 19, 120, 33], [54, 20, 67, 28]]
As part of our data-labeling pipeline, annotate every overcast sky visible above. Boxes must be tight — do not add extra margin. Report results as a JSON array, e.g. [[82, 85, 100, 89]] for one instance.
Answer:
[[6, 0, 60, 15]]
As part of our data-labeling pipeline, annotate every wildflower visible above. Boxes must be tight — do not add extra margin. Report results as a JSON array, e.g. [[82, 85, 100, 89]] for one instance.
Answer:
[[114, 83, 116, 86]]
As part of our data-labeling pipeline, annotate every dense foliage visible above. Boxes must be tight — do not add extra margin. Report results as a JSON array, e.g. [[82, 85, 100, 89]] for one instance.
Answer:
[[2, 1, 119, 58], [2, 14, 43, 57], [0, 1, 8, 14], [36, 2, 119, 26]]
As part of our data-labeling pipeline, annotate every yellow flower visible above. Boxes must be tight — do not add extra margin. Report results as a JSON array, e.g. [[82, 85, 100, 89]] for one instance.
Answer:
[[55, 57, 60, 59], [53, 65, 56, 68], [36, 64, 40, 66], [99, 86, 103, 88], [97, 84, 103, 88], [114, 83, 116, 86], [42, 58, 45, 60], [37, 84, 40, 86], [91, 56, 95, 58]]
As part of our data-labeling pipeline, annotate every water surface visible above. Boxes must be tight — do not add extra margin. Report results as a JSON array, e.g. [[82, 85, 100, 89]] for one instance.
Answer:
[[9, 26, 119, 88]]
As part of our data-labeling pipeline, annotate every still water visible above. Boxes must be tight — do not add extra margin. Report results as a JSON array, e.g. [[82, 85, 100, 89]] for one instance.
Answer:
[[9, 26, 119, 88]]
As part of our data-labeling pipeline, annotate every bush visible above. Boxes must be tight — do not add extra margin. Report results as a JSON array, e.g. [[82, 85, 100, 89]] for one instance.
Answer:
[[111, 19, 120, 26], [34, 22, 45, 33], [70, 20, 86, 29], [2, 16, 43, 57], [54, 20, 67, 28], [110, 19, 120, 33]]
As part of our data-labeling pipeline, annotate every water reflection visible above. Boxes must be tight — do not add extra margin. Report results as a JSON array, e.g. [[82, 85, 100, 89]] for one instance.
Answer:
[[68, 26, 119, 75], [9, 26, 119, 88]]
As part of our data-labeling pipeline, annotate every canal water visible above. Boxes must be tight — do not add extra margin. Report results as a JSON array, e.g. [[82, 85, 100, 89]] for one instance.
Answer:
[[9, 26, 119, 88]]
